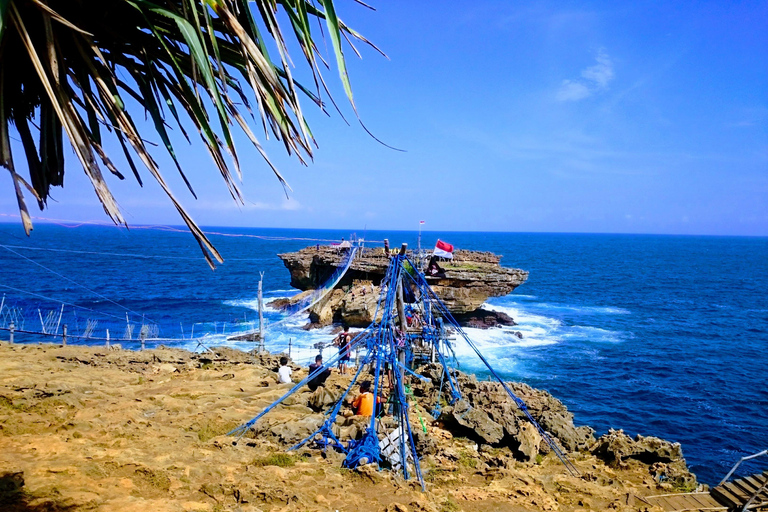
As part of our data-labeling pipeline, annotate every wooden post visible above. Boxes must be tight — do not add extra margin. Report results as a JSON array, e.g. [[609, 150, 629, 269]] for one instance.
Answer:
[[288, 338, 292, 358], [9, 322, 14, 344], [396, 243, 408, 330], [258, 271, 265, 352], [397, 281, 407, 330], [62, 324, 67, 346], [106, 329, 110, 349], [384, 239, 390, 255], [140, 327, 146, 351]]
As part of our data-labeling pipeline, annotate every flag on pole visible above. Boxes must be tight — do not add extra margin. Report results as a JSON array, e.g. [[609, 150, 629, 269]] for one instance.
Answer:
[[419, 220, 425, 224], [433, 239, 454, 259]]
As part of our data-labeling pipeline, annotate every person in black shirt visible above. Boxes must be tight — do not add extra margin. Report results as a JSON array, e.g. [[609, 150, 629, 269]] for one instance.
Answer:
[[307, 354, 331, 391]]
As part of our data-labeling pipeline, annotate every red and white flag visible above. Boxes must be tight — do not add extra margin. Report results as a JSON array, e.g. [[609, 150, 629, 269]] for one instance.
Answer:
[[419, 220, 425, 225], [433, 239, 454, 259]]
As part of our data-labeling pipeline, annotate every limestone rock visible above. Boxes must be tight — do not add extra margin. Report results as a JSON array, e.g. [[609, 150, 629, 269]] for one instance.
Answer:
[[414, 366, 595, 461], [308, 386, 338, 411], [443, 399, 505, 445], [264, 415, 323, 445], [591, 429, 684, 465], [277, 246, 528, 318], [517, 423, 542, 461]]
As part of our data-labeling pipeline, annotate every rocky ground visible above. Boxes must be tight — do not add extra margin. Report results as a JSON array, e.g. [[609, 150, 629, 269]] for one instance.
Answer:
[[0, 342, 700, 511]]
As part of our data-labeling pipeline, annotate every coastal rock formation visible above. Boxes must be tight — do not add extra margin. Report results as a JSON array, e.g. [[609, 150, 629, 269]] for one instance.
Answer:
[[277, 246, 528, 319], [413, 366, 596, 458], [0, 343, 701, 512], [453, 308, 517, 329], [591, 429, 697, 490]]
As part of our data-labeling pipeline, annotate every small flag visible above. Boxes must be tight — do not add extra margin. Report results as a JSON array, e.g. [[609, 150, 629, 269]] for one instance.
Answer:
[[419, 220, 425, 224], [433, 239, 454, 259]]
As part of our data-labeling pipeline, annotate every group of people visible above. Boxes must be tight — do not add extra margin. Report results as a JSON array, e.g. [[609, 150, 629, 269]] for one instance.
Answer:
[[275, 325, 386, 417]]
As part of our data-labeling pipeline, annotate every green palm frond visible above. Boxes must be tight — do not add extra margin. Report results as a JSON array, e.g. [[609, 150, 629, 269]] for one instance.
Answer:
[[0, 0, 380, 267]]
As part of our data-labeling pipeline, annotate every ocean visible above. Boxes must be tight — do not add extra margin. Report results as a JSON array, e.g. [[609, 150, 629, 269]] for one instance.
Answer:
[[1, 223, 766, 485]]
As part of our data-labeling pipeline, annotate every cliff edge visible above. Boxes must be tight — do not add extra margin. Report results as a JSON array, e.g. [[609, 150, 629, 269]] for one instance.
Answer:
[[277, 246, 529, 326]]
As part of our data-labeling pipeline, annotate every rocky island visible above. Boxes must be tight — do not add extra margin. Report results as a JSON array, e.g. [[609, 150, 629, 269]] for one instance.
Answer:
[[276, 246, 529, 328]]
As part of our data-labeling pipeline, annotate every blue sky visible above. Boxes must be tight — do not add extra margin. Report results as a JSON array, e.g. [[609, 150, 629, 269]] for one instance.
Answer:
[[2, 0, 767, 235]]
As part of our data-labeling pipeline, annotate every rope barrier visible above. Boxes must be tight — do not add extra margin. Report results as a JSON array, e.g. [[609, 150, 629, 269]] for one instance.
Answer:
[[0, 244, 271, 262], [1, 245, 156, 323], [0, 213, 388, 244]]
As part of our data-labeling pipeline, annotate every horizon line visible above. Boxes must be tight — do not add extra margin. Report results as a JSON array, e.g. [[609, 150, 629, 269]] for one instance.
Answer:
[[0, 218, 766, 240]]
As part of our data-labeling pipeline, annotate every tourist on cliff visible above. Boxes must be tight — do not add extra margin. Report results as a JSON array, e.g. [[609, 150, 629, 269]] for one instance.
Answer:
[[427, 256, 446, 278], [307, 355, 331, 391], [333, 325, 352, 375], [277, 356, 292, 384], [352, 380, 385, 417]]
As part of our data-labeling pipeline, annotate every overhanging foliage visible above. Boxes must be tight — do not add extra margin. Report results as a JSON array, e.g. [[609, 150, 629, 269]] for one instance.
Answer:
[[0, 0, 380, 266]]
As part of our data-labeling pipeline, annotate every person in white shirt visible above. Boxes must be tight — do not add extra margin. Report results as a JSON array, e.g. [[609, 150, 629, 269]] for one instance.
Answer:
[[277, 356, 292, 383]]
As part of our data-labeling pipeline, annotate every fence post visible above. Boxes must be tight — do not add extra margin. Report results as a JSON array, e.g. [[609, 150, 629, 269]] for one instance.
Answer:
[[140, 328, 146, 351], [106, 329, 110, 349], [258, 271, 265, 352], [62, 324, 67, 346], [288, 338, 292, 358], [9, 322, 14, 344]]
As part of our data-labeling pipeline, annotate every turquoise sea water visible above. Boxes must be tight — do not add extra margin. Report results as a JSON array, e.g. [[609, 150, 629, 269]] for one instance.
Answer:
[[1, 223, 766, 484]]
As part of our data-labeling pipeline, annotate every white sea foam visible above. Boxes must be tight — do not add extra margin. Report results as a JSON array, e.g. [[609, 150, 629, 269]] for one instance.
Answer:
[[481, 301, 626, 347], [223, 297, 291, 314], [219, 291, 628, 371]]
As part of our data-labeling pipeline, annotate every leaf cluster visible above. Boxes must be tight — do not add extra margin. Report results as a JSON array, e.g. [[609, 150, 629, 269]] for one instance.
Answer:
[[0, 0, 380, 265]]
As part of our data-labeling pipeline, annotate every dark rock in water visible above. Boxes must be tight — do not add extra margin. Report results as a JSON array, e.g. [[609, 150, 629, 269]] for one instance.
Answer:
[[453, 308, 517, 329], [267, 298, 291, 310]]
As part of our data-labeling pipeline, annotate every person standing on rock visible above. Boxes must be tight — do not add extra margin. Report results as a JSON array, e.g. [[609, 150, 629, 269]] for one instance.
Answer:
[[333, 325, 352, 375]]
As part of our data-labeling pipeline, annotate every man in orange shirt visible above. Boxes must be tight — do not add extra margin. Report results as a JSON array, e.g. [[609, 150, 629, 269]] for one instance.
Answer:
[[352, 380, 385, 417]]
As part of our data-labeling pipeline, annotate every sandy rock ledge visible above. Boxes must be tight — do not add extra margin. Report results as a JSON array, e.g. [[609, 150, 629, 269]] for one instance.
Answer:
[[0, 343, 700, 511]]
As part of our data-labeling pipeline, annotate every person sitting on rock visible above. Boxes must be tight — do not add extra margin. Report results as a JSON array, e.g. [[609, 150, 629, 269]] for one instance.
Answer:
[[427, 256, 446, 278], [277, 356, 292, 384], [352, 380, 385, 417], [307, 355, 331, 391]]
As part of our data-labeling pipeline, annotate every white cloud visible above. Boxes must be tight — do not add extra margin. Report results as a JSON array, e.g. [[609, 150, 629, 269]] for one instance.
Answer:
[[581, 51, 614, 88], [246, 198, 302, 211], [556, 80, 592, 101], [557, 50, 615, 102]]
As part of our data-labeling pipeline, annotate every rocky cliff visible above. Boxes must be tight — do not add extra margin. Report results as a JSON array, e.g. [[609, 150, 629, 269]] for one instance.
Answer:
[[277, 246, 529, 326], [0, 343, 700, 512]]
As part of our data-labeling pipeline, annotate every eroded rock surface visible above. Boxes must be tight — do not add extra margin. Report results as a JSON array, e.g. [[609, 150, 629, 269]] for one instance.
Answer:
[[277, 246, 528, 318], [412, 367, 596, 458], [0, 343, 701, 512]]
